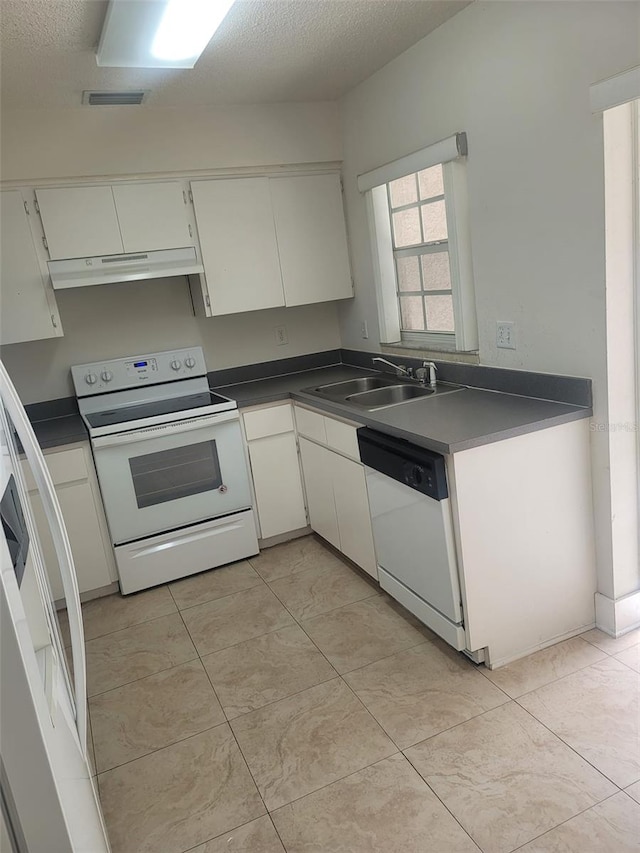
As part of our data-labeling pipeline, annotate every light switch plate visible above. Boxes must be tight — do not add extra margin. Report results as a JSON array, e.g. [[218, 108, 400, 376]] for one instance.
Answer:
[[275, 325, 288, 346], [496, 321, 516, 350]]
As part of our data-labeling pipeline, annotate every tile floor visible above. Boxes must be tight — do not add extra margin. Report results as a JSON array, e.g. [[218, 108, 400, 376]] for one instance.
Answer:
[[66, 535, 640, 853]]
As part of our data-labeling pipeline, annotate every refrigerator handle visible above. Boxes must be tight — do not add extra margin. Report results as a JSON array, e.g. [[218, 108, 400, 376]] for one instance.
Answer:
[[0, 363, 88, 755]]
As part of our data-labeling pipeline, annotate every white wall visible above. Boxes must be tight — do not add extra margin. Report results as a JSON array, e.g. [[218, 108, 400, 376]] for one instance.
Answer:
[[1, 278, 341, 402], [1, 102, 341, 181], [338, 1, 640, 606], [0, 101, 343, 402]]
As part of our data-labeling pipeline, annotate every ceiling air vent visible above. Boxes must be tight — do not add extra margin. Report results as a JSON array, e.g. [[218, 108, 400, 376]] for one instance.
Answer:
[[82, 90, 148, 106]]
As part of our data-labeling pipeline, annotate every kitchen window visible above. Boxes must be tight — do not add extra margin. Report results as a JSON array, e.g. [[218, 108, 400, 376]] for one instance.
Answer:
[[359, 133, 478, 352]]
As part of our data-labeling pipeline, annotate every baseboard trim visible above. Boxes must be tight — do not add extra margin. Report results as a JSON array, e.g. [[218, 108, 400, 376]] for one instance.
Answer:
[[258, 526, 312, 549], [595, 590, 640, 637]]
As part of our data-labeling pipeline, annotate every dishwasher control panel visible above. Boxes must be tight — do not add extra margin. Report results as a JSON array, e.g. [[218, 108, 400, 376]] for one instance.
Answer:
[[357, 427, 448, 500]]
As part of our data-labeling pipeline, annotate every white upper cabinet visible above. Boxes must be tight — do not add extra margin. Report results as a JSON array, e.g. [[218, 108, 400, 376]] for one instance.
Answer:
[[112, 182, 192, 253], [269, 174, 353, 306], [191, 177, 285, 315], [35, 181, 192, 260], [36, 186, 124, 259], [1, 191, 62, 344]]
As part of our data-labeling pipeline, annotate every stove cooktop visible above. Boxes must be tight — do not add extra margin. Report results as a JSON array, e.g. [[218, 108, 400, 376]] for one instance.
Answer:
[[84, 391, 233, 429]]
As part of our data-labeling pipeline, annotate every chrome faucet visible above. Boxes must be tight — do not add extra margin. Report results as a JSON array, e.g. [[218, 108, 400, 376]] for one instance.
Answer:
[[372, 357, 413, 378], [422, 361, 437, 388]]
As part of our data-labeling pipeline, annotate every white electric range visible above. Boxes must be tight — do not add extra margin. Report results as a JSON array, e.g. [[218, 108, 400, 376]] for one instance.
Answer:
[[72, 347, 258, 594]]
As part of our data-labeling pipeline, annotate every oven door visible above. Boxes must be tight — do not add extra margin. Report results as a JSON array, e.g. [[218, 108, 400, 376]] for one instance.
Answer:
[[91, 411, 251, 545]]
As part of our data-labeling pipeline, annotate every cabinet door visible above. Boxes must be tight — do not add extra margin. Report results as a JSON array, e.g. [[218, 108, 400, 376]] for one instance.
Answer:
[[1, 191, 61, 344], [191, 178, 285, 315], [113, 182, 192, 253], [298, 437, 340, 549], [248, 433, 307, 539], [35, 186, 124, 259], [29, 481, 115, 601], [331, 453, 378, 579], [270, 174, 353, 306]]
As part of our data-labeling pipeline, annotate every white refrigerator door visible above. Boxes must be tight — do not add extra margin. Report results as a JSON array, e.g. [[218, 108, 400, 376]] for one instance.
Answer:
[[0, 361, 110, 852]]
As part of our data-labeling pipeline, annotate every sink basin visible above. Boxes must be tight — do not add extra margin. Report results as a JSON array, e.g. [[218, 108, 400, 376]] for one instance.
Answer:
[[300, 374, 464, 410], [310, 376, 398, 396], [347, 384, 436, 409]]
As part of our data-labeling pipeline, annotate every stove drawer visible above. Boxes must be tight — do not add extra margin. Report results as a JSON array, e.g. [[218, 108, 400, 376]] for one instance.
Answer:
[[115, 510, 258, 594]]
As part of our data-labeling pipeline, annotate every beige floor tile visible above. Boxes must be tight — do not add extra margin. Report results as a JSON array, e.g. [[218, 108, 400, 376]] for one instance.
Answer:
[[86, 613, 197, 696], [300, 595, 427, 674], [168, 561, 263, 610], [190, 816, 285, 853], [616, 643, 640, 673], [483, 636, 607, 698], [626, 781, 640, 804], [98, 725, 265, 853], [230, 678, 396, 811], [519, 657, 640, 788], [90, 660, 225, 772], [181, 585, 294, 656], [81, 586, 177, 641], [345, 641, 508, 748], [581, 627, 640, 655], [248, 535, 345, 583], [202, 624, 336, 719], [405, 702, 616, 853], [268, 560, 378, 621], [272, 754, 479, 853], [517, 792, 640, 852]]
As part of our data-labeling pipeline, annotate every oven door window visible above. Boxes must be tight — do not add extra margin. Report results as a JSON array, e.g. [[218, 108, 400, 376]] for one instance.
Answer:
[[129, 440, 222, 509]]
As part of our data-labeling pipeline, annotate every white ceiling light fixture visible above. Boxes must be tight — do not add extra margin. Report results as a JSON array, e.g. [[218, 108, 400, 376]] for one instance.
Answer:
[[97, 0, 236, 69]]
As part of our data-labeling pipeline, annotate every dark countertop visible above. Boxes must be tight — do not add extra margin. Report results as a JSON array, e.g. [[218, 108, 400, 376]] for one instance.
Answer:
[[27, 364, 591, 456], [31, 414, 88, 449], [213, 365, 592, 455]]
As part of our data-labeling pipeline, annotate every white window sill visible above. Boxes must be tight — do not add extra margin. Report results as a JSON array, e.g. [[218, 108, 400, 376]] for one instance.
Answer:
[[381, 341, 480, 365]]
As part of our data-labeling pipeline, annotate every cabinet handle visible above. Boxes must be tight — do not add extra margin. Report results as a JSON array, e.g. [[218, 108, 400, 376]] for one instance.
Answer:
[[188, 223, 193, 238], [42, 236, 49, 251], [205, 294, 211, 308], [23, 200, 30, 216], [51, 314, 57, 328]]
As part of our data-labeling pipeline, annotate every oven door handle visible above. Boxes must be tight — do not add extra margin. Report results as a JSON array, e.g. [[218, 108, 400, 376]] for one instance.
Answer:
[[92, 410, 239, 448]]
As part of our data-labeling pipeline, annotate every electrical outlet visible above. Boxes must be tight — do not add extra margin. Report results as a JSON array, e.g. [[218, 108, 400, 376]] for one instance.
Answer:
[[361, 320, 369, 339], [496, 321, 516, 350], [275, 325, 288, 346]]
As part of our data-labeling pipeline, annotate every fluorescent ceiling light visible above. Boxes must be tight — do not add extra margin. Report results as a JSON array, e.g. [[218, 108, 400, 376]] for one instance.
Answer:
[[97, 0, 236, 69]]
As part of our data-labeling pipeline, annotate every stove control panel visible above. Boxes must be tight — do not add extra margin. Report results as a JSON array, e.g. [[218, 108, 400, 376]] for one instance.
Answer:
[[72, 347, 206, 396]]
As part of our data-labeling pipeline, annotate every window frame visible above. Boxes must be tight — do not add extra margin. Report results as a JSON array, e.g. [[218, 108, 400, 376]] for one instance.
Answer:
[[364, 148, 478, 352]]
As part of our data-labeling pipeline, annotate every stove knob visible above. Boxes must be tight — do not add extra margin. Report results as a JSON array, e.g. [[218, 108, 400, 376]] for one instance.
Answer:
[[170, 359, 182, 371], [184, 357, 196, 369], [101, 371, 113, 383], [85, 372, 98, 385]]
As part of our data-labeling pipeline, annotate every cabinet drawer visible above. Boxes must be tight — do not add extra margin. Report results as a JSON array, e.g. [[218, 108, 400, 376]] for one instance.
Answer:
[[243, 404, 294, 441], [325, 417, 360, 461], [23, 446, 87, 492], [294, 406, 327, 444]]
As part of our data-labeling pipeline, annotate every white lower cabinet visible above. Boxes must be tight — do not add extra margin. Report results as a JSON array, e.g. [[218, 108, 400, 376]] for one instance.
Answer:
[[23, 443, 117, 602], [248, 433, 307, 539], [298, 438, 340, 549], [331, 451, 377, 576], [296, 406, 377, 579], [242, 403, 307, 540]]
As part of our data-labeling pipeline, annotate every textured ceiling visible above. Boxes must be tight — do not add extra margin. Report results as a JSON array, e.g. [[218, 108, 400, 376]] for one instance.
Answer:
[[0, 0, 471, 108]]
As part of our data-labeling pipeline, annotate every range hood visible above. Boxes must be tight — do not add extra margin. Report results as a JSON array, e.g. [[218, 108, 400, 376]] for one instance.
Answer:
[[48, 247, 204, 290]]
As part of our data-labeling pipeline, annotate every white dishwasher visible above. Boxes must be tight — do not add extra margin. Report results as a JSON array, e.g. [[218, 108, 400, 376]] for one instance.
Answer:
[[358, 428, 465, 650]]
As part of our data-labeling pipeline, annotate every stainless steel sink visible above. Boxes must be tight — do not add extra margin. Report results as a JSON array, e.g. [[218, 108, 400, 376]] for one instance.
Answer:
[[308, 376, 398, 397], [347, 384, 435, 408], [301, 373, 464, 411]]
